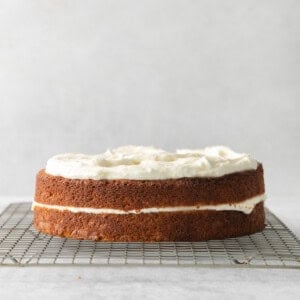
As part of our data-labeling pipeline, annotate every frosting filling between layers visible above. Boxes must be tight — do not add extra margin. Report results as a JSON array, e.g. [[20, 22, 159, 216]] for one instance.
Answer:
[[32, 193, 266, 215], [45, 145, 258, 180]]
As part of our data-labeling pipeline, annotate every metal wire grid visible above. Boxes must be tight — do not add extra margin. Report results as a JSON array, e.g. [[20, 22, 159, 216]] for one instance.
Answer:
[[0, 202, 299, 268]]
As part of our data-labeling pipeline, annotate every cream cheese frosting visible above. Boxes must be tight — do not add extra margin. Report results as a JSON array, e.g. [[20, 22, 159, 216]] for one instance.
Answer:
[[32, 193, 266, 215], [45, 145, 258, 180]]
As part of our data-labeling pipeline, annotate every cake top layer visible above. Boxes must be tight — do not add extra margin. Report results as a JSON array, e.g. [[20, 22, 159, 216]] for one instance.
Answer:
[[45, 146, 258, 180]]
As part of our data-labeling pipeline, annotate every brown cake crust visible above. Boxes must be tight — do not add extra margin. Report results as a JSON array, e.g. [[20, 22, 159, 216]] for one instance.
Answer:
[[34, 164, 265, 241], [33, 203, 265, 242], [35, 164, 264, 210]]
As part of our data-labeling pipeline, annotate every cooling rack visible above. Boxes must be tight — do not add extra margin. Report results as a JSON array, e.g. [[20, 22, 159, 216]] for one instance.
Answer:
[[0, 203, 299, 268]]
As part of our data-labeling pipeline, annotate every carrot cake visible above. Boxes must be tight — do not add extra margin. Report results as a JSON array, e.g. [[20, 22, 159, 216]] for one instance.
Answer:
[[33, 146, 266, 241]]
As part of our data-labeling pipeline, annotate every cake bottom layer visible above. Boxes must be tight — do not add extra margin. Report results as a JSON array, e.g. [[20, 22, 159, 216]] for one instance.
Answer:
[[33, 203, 265, 242]]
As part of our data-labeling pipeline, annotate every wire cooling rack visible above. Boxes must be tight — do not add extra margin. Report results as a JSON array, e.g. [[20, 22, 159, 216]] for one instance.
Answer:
[[0, 203, 299, 268]]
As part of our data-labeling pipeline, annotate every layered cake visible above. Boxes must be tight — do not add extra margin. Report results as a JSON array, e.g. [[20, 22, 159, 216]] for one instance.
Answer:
[[33, 146, 266, 241]]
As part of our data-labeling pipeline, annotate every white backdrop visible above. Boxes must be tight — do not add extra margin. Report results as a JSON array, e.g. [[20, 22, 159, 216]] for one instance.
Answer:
[[0, 0, 299, 199]]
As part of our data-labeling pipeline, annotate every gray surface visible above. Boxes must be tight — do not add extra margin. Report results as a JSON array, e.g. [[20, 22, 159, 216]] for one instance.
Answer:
[[1, 267, 300, 300], [0, 0, 300, 199]]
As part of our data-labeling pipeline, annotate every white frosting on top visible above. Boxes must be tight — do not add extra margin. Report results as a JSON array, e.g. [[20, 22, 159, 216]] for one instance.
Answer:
[[32, 194, 266, 215], [45, 145, 258, 180]]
